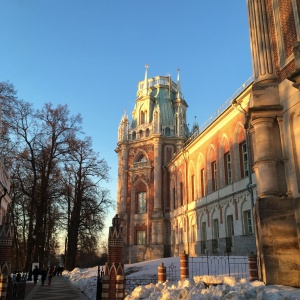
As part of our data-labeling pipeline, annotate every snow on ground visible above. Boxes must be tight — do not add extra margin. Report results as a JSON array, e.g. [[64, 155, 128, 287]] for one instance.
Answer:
[[64, 257, 300, 300]]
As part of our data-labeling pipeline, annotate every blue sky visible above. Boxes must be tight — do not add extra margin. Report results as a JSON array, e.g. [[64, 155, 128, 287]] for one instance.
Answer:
[[1, 1, 252, 232]]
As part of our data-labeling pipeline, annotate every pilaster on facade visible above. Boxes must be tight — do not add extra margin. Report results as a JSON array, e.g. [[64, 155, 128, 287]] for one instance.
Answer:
[[247, 0, 277, 84], [288, 42, 300, 90]]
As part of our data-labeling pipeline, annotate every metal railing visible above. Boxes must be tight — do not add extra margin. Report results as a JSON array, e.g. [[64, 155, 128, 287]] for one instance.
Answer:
[[125, 254, 249, 293], [6, 273, 27, 300], [189, 253, 249, 280], [180, 75, 254, 151], [125, 277, 158, 294]]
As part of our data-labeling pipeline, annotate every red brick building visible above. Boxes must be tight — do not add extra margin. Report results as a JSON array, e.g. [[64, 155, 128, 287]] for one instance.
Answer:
[[116, 0, 300, 286]]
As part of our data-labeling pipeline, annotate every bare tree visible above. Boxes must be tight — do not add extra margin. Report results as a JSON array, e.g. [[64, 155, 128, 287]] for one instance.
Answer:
[[62, 137, 112, 270], [1, 82, 112, 272]]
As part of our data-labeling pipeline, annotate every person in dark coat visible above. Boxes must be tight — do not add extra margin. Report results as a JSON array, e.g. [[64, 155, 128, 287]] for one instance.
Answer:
[[48, 267, 53, 285], [32, 266, 40, 284], [41, 269, 47, 285]]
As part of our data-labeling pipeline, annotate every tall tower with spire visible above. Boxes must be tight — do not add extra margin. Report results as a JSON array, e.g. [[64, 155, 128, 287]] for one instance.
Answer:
[[115, 66, 188, 263]]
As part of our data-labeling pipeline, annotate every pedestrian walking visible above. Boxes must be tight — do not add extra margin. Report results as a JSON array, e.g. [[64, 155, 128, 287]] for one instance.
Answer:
[[41, 269, 47, 285], [32, 265, 40, 284], [48, 267, 53, 285]]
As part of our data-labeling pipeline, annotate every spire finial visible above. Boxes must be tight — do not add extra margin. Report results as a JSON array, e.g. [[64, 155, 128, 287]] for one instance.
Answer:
[[143, 64, 149, 96], [177, 68, 181, 99]]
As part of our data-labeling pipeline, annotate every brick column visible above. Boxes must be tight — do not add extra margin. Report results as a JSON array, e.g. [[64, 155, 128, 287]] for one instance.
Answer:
[[0, 217, 13, 284], [0, 274, 8, 300], [248, 252, 259, 281], [102, 214, 125, 300]]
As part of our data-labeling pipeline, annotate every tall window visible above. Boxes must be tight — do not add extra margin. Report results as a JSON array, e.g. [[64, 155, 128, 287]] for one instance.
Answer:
[[240, 142, 249, 178], [212, 161, 218, 191], [244, 210, 253, 234], [200, 168, 205, 197], [173, 187, 176, 210], [191, 175, 195, 201], [227, 215, 234, 237], [213, 218, 219, 239], [137, 231, 146, 244], [180, 228, 184, 244], [224, 152, 232, 185], [213, 218, 219, 253], [140, 111, 146, 124], [201, 222, 207, 254], [192, 224, 197, 242], [180, 182, 184, 206], [138, 192, 146, 213]]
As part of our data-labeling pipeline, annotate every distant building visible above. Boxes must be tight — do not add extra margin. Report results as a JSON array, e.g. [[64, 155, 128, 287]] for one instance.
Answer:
[[116, 0, 300, 287]]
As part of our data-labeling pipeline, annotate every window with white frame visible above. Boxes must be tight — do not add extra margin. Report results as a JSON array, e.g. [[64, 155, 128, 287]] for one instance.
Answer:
[[224, 152, 232, 185], [240, 142, 249, 178], [137, 230, 146, 245], [243, 210, 253, 234], [137, 192, 146, 214], [212, 161, 218, 191]]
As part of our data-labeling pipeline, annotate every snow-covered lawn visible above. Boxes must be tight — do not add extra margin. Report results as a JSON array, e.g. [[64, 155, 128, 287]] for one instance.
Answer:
[[64, 257, 300, 300]]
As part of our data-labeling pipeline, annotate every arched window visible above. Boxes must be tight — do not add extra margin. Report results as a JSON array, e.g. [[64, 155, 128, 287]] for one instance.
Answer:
[[139, 130, 143, 139], [132, 131, 136, 140], [145, 128, 150, 137], [137, 192, 147, 213]]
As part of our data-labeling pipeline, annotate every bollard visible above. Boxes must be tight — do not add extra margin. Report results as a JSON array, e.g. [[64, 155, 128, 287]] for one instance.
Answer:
[[0, 274, 8, 300], [180, 250, 189, 280], [248, 252, 259, 281], [158, 263, 166, 283]]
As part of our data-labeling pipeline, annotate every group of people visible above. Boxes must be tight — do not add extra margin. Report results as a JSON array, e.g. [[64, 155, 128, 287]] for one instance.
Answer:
[[32, 265, 63, 285]]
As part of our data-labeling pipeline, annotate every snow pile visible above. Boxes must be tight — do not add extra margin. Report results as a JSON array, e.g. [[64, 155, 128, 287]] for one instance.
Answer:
[[64, 257, 300, 300], [125, 277, 300, 300], [63, 266, 98, 299]]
